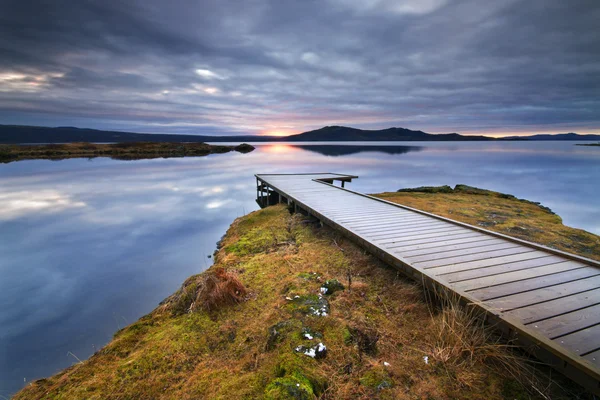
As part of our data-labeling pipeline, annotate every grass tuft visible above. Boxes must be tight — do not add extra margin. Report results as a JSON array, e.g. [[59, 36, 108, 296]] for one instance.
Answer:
[[162, 267, 247, 314]]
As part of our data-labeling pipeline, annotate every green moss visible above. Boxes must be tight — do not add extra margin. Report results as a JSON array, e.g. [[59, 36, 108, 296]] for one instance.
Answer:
[[342, 327, 353, 345], [297, 272, 320, 281], [286, 294, 329, 317], [264, 371, 314, 400], [266, 320, 301, 351], [360, 367, 393, 390]]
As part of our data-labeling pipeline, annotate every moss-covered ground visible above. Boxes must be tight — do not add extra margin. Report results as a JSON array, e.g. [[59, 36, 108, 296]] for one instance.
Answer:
[[15, 188, 598, 399], [0, 141, 254, 163]]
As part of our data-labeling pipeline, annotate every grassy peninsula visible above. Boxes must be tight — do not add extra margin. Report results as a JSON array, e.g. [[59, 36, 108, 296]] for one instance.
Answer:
[[15, 188, 598, 399], [576, 143, 600, 147], [0, 142, 255, 163]]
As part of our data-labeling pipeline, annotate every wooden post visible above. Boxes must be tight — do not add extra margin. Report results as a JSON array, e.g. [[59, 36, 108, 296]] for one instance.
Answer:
[[342, 181, 345, 188]]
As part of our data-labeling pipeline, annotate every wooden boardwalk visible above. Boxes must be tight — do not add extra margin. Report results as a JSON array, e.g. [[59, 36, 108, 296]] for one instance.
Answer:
[[255, 173, 600, 394]]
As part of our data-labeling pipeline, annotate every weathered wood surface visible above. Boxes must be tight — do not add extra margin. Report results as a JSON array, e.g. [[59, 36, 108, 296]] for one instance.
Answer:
[[255, 173, 600, 393]]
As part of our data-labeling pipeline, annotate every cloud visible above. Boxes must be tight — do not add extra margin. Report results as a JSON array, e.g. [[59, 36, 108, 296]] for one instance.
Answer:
[[0, 189, 86, 220], [0, 0, 598, 136], [195, 69, 226, 80]]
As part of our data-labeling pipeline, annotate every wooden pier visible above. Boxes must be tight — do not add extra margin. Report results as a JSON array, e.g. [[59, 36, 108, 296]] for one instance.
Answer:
[[255, 173, 600, 394]]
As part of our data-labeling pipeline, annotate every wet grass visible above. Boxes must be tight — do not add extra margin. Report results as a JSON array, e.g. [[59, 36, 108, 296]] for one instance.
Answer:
[[15, 192, 597, 399], [0, 141, 254, 163]]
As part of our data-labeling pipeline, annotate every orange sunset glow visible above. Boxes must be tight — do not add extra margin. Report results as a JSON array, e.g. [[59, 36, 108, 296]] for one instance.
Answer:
[[259, 129, 295, 137]]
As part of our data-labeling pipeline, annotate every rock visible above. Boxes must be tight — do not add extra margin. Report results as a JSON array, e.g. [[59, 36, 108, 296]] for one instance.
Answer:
[[266, 320, 299, 351], [300, 327, 323, 341], [287, 294, 329, 317], [319, 279, 344, 295], [295, 342, 327, 359]]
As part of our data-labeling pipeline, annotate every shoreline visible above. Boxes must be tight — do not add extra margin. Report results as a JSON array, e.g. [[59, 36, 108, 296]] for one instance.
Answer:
[[13, 187, 599, 399], [0, 142, 255, 163]]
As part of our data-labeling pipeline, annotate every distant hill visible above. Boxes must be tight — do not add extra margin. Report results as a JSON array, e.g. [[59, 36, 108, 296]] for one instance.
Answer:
[[503, 132, 600, 141], [1, 124, 599, 144], [285, 126, 494, 141], [0, 125, 260, 144]]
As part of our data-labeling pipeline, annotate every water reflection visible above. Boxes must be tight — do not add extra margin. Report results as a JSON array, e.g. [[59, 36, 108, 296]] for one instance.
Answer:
[[294, 144, 423, 156], [1, 142, 599, 396]]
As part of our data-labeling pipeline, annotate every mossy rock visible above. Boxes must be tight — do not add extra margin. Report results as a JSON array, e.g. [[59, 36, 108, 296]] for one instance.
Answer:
[[265, 372, 314, 400], [266, 363, 327, 400], [266, 320, 301, 351], [360, 367, 393, 391], [320, 279, 344, 295], [300, 327, 323, 341], [287, 294, 329, 317], [297, 272, 321, 281], [295, 343, 327, 360]]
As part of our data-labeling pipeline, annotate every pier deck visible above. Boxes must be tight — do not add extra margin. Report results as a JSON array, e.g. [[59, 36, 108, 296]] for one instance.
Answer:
[[255, 173, 600, 394]]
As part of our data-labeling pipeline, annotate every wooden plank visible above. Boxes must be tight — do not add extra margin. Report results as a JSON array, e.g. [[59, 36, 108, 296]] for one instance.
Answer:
[[505, 288, 600, 324], [374, 228, 468, 244], [416, 247, 536, 269], [529, 304, 600, 339], [329, 212, 415, 222], [382, 232, 484, 248], [483, 275, 600, 312], [354, 220, 446, 233], [362, 226, 459, 241], [390, 236, 498, 254], [402, 237, 506, 257], [424, 251, 549, 275], [331, 210, 415, 221], [441, 255, 565, 282], [469, 268, 600, 301], [407, 242, 522, 264], [584, 348, 600, 366], [344, 213, 432, 225], [352, 225, 454, 239], [555, 324, 600, 355], [343, 215, 430, 228], [453, 261, 586, 291]]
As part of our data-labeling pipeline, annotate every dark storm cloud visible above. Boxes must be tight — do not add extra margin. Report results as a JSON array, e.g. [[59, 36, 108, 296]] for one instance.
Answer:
[[0, 0, 599, 135]]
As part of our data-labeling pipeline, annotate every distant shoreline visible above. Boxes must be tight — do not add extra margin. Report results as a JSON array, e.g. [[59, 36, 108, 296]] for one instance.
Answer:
[[2, 123, 600, 144], [0, 142, 254, 163]]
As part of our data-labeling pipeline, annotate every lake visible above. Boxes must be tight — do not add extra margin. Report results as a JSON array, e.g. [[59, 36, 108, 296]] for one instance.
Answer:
[[1, 141, 599, 396]]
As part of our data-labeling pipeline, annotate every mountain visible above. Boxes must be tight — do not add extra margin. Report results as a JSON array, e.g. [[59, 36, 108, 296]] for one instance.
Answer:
[[0, 125, 263, 144], [1, 124, 599, 144], [503, 133, 600, 141], [284, 126, 494, 141]]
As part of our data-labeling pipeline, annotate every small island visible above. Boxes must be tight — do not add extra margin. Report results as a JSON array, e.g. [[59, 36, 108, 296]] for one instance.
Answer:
[[0, 141, 255, 163], [15, 187, 598, 399], [576, 143, 600, 147]]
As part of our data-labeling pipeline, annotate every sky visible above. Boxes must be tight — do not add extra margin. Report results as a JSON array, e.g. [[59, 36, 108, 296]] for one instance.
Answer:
[[0, 0, 599, 137]]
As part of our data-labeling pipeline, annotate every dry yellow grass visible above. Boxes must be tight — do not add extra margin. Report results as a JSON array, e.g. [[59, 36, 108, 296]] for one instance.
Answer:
[[15, 193, 597, 399]]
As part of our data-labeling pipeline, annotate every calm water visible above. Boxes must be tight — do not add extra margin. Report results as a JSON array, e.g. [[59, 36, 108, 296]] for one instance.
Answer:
[[1, 141, 599, 395]]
